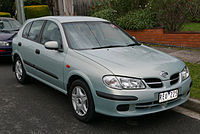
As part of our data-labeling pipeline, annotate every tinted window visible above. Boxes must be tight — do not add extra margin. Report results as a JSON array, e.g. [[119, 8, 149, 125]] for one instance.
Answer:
[[41, 21, 62, 47], [22, 22, 32, 38], [28, 20, 44, 41]]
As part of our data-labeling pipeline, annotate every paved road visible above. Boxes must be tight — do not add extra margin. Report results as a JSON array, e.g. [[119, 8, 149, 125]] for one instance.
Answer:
[[0, 59, 200, 134]]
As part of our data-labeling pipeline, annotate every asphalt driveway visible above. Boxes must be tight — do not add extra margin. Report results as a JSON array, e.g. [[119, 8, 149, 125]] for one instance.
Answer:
[[0, 58, 200, 134]]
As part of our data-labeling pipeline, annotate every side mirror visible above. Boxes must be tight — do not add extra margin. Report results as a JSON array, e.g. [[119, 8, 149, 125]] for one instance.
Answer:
[[44, 41, 58, 50], [132, 36, 136, 40]]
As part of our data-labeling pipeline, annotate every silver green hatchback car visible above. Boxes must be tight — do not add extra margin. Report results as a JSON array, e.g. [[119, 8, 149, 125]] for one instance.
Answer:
[[12, 16, 192, 122]]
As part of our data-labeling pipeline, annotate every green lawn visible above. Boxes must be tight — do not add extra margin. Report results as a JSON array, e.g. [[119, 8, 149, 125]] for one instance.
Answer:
[[181, 23, 200, 32], [185, 62, 200, 99]]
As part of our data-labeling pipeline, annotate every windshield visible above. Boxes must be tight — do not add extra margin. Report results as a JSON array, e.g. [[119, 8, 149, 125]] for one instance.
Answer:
[[63, 22, 138, 50], [0, 19, 21, 31]]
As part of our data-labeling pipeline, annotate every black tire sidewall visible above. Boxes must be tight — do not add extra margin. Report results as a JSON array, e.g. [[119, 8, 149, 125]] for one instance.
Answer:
[[69, 79, 95, 122], [14, 57, 27, 84]]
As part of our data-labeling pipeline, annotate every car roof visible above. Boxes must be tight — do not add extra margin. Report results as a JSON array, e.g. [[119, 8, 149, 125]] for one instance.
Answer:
[[0, 17, 16, 20], [32, 16, 109, 23]]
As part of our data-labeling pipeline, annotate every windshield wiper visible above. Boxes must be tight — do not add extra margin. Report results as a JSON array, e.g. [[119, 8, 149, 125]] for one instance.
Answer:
[[91, 45, 126, 49], [127, 43, 141, 46]]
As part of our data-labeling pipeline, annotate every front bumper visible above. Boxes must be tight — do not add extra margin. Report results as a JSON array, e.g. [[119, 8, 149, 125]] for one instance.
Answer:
[[94, 77, 192, 117], [0, 46, 12, 56]]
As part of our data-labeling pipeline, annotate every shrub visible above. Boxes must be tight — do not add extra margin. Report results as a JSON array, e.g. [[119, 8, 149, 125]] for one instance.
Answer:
[[0, 12, 11, 17], [24, 0, 42, 6], [187, 0, 200, 22], [88, 0, 111, 16], [110, 0, 150, 16], [116, 9, 157, 30], [0, 0, 15, 17], [92, 8, 118, 23], [151, 0, 190, 32], [24, 5, 50, 19]]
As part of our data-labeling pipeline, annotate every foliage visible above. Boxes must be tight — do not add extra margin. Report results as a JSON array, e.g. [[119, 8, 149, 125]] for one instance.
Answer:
[[185, 62, 200, 99], [110, 0, 150, 16], [116, 8, 157, 30], [92, 8, 118, 23], [0, 12, 11, 17], [88, 0, 111, 15], [151, 0, 190, 32], [24, 5, 50, 19], [0, 0, 15, 17], [187, 0, 200, 22], [24, 0, 41, 6], [181, 23, 200, 32]]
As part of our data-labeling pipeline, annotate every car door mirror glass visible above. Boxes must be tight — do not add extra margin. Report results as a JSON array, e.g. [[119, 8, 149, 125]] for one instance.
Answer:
[[44, 41, 59, 50]]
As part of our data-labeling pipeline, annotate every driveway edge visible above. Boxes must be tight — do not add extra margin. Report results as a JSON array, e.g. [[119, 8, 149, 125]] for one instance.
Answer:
[[181, 98, 200, 114]]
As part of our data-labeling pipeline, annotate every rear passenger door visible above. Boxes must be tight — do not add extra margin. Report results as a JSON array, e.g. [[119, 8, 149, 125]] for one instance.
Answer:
[[21, 20, 45, 75]]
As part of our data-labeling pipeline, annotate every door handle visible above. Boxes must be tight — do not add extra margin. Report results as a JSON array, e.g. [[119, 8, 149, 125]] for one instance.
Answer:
[[35, 49, 40, 54], [18, 42, 22, 46]]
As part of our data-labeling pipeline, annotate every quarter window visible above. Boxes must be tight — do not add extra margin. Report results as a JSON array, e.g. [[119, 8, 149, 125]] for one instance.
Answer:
[[22, 22, 32, 38], [41, 21, 62, 47], [28, 20, 44, 41]]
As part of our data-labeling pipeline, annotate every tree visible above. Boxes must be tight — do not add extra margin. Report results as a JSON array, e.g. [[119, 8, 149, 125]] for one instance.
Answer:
[[151, 0, 190, 32]]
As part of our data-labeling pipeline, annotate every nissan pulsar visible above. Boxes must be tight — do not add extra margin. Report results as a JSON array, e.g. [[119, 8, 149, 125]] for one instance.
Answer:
[[12, 16, 192, 122]]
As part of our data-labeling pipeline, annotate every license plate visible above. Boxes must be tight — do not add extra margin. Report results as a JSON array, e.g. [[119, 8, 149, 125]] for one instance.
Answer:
[[159, 89, 178, 103]]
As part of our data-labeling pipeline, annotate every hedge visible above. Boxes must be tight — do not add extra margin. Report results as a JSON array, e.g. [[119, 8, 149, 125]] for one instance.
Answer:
[[116, 9, 157, 30], [0, 12, 11, 17], [24, 5, 50, 19], [92, 8, 118, 23]]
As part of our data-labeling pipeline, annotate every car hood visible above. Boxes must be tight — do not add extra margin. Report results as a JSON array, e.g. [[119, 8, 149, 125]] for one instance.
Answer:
[[75, 45, 185, 80], [0, 31, 17, 41]]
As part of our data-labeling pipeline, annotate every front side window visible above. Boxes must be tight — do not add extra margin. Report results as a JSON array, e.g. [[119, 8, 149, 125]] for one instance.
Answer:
[[28, 20, 44, 41], [63, 22, 137, 50], [41, 21, 62, 47]]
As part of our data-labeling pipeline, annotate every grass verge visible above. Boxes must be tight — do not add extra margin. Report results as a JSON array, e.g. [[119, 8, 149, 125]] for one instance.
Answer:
[[185, 62, 200, 99], [181, 23, 200, 32]]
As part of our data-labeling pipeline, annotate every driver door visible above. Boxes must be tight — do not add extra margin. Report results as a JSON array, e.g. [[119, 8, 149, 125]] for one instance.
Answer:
[[35, 20, 66, 89]]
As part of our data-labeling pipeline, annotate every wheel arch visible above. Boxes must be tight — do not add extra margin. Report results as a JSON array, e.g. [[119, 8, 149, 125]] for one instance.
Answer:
[[12, 53, 21, 72], [66, 71, 95, 96]]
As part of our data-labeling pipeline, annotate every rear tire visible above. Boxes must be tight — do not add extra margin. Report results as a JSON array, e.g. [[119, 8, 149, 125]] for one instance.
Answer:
[[14, 57, 29, 84], [69, 79, 96, 123]]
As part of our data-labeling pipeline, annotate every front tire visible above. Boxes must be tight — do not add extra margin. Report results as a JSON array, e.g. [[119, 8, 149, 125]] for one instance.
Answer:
[[69, 79, 96, 122], [14, 57, 28, 84]]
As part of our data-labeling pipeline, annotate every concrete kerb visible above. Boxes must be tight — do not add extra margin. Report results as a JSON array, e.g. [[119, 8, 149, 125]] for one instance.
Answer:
[[181, 98, 200, 114]]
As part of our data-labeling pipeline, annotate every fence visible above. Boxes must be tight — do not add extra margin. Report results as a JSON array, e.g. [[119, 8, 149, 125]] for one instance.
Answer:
[[73, 0, 94, 15]]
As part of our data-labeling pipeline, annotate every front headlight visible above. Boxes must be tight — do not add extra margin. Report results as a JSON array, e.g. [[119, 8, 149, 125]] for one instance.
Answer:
[[0, 41, 9, 46], [181, 66, 189, 81], [103, 75, 145, 90]]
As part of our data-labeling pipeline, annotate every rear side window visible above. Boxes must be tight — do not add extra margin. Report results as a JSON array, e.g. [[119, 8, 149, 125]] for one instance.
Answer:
[[28, 20, 44, 41], [22, 22, 32, 38]]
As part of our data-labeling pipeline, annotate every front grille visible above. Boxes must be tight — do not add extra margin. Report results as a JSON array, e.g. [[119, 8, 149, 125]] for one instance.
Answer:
[[143, 78, 163, 88], [135, 96, 181, 110], [170, 73, 179, 85]]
